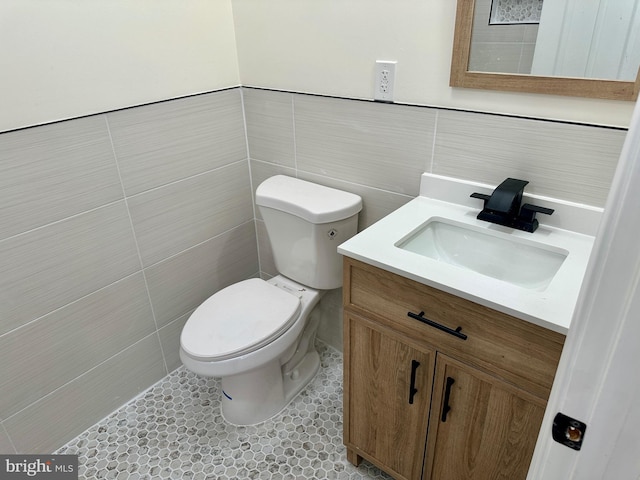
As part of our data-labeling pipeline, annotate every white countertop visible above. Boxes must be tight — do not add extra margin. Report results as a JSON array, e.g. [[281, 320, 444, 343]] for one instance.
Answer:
[[338, 174, 599, 334]]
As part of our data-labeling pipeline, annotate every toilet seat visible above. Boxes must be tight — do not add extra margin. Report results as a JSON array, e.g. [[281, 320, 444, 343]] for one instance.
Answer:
[[180, 278, 301, 362]]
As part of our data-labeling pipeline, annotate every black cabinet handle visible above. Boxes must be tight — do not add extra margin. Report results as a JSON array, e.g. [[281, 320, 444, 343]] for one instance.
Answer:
[[409, 360, 420, 404], [407, 311, 468, 340], [441, 377, 455, 422]]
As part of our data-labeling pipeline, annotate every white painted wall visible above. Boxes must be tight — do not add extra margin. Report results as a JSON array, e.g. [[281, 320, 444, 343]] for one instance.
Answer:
[[0, 0, 240, 132], [0, 0, 635, 131], [231, 0, 635, 127]]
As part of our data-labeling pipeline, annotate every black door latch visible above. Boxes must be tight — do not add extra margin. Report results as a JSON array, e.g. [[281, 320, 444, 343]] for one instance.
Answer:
[[552, 412, 587, 451]]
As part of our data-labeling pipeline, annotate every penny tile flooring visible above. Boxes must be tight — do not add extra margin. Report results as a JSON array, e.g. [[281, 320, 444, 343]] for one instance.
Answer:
[[57, 342, 393, 479]]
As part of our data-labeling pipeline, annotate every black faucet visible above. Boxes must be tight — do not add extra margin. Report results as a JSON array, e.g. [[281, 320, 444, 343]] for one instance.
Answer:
[[470, 178, 554, 233]]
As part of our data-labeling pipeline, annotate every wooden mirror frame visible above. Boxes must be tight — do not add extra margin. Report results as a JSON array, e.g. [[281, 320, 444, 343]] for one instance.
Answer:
[[450, 0, 640, 101]]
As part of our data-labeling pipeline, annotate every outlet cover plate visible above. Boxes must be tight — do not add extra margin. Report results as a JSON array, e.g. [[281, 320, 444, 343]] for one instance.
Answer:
[[374, 60, 396, 102]]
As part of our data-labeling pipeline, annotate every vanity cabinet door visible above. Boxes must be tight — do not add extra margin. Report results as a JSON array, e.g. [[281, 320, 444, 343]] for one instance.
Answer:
[[344, 312, 435, 480], [425, 354, 546, 480]]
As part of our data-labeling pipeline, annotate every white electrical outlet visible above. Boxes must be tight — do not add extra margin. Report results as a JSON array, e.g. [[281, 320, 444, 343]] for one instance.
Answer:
[[374, 60, 396, 102]]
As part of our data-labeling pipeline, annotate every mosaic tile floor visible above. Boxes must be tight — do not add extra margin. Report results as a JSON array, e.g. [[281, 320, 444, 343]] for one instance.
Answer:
[[57, 343, 393, 479]]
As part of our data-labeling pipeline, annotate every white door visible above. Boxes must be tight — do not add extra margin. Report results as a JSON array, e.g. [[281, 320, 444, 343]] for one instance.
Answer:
[[532, 0, 640, 81], [527, 98, 640, 478]]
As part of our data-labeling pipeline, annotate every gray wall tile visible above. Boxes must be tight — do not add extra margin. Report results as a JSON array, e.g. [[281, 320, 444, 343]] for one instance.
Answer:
[[469, 42, 532, 74], [109, 90, 247, 196], [158, 312, 192, 374], [0, 116, 122, 241], [315, 288, 344, 352], [433, 110, 625, 206], [0, 201, 141, 336], [0, 89, 254, 453], [0, 426, 16, 454], [129, 161, 254, 267], [0, 273, 155, 419], [4, 334, 166, 454], [256, 219, 277, 278], [243, 89, 295, 166], [294, 95, 436, 196], [469, 0, 538, 74], [145, 221, 259, 328]]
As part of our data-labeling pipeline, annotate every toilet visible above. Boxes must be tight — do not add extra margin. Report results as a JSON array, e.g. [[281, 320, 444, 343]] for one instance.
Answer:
[[179, 175, 362, 425]]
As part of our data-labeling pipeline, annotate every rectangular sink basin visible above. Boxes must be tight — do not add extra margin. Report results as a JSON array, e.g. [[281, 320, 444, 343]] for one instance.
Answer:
[[396, 218, 568, 291]]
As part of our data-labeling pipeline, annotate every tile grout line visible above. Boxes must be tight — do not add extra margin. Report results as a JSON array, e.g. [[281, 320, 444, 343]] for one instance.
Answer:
[[103, 114, 169, 375], [5, 331, 162, 430], [0, 160, 247, 249], [292, 93, 299, 175], [0, 421, 18, 454], [240, 88, 263, 277], [429, 109, 439, 174], [0, 271, 143, 340]]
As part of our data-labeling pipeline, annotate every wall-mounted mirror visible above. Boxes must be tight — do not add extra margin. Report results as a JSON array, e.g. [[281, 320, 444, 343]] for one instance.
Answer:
[[451, 0, 640, 101]]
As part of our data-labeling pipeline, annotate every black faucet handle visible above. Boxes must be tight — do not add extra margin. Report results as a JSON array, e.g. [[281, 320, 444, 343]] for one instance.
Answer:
[[470, 192, 491, 204], [517, 203, 554, 232], [520, 203, 554, 222]]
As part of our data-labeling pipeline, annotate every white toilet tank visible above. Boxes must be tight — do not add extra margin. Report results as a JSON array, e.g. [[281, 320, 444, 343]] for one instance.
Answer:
[[255, 175, 362, 290]]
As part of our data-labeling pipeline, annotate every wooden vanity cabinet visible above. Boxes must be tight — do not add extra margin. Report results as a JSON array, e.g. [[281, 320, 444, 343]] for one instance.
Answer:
[[344, 311, 435, 479], [342, 258, 565, 480], [426, 355, 547, 480]]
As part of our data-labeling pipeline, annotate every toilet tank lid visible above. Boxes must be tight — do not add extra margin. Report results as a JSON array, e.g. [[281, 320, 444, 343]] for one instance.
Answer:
[[255, 175, 362, 223]]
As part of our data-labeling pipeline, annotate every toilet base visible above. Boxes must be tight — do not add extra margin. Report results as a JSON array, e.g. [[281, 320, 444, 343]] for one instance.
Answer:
[[220, 349, 320, 426]]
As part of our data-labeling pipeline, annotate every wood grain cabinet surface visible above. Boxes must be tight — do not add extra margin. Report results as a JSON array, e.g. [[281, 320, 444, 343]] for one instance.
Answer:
[[342, 258, 565, 480]]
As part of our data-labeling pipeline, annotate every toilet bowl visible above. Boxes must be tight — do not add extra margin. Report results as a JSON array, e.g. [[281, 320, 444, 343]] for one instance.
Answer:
[[180, 275, 322, 425], [179, 175, 362, 425]]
